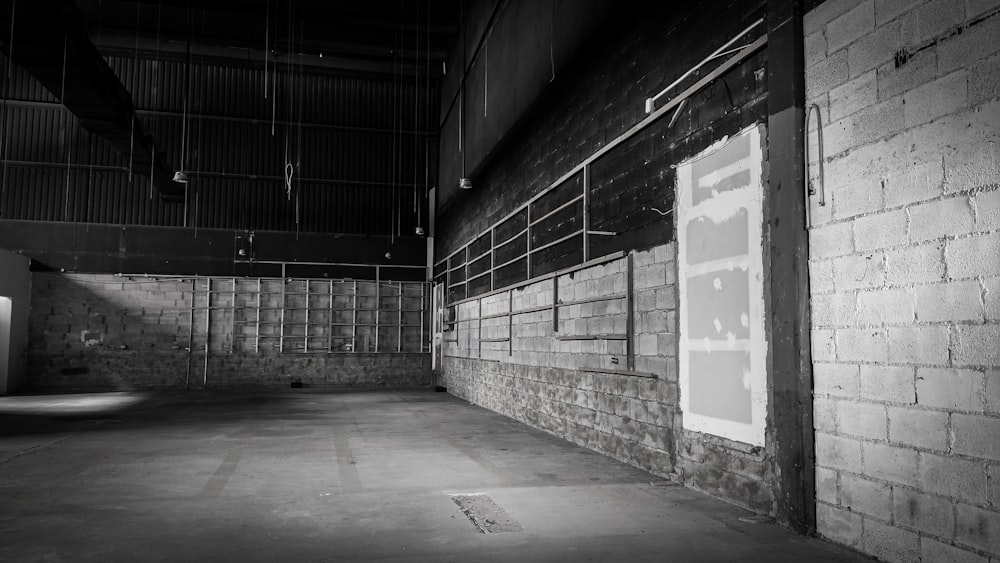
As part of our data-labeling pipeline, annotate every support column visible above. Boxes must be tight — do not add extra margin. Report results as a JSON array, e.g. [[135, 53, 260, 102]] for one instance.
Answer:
[[767, 0, 814, 535]]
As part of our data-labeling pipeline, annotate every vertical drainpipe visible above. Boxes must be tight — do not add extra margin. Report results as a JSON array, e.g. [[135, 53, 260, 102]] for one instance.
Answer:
[[766, 0, 815, 535]]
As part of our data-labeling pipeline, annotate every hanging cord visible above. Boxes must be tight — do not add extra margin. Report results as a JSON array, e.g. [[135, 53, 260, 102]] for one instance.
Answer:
[[283, 0, 294, 200], [420, 0, 430, 231], [549, 0, 555, 82], [295, 7, 304, 237], [263, 0, 269, 100], [179, 0, 193, 178], [129, 1, 141, 184], [60, 28, 71, 221]]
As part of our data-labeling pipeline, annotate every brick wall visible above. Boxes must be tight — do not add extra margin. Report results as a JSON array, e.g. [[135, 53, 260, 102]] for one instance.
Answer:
[[27, 273, 431, 390], [442, 243, 775, 513], [805, 0, 1000, 560]]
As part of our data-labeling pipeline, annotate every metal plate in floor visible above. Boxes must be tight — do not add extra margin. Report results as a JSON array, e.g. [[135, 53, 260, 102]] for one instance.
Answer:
[[449, 493, 523, 534]]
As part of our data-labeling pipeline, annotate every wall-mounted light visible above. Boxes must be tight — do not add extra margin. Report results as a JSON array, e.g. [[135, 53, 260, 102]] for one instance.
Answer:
[[458, 177, 472, 190], [385, 252, 392, 260], [415, 226, 425, 236], [172, 171, 189, 183]]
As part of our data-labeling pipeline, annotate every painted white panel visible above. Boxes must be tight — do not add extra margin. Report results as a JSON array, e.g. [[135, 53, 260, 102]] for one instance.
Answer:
[[677, 125, 767, 446], [0, 297, 11, 386]]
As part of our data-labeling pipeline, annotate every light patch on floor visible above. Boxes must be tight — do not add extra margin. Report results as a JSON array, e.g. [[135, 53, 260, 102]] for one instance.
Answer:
[[450, 492, 524, 533]]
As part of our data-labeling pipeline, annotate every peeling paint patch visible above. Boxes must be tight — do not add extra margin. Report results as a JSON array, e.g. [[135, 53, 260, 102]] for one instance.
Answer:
[[80, 330, 103, 347]]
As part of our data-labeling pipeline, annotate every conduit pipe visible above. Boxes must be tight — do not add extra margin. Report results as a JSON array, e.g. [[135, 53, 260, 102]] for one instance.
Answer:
[[645, 18, 764, 113]]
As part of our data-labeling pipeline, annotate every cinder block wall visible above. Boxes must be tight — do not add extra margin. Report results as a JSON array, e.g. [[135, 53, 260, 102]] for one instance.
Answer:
[[805, 1, 1000, 561], [28, 273, 430, 390], [443, 244, 775, 513]]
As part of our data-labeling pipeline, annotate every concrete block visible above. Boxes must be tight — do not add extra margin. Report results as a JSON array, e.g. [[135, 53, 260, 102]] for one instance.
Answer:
[[842, 473, 892, 519], [807, 49, 851, 97], [886, 242, 946, 285], [917, 367, 986, 411], [988, 368, 1000, 414], [816, 432, 864, 472], [938, 12, 1000, 73], [822, 115, 856, 157], [854, 209, 908, 251], [852, 96, 906, 146], [816, 502, 863, 548], [812, 292, 858, 327], [968, 0, 1000, 19], [969, 52, 1000, 106], [953, 413, 1000, 460], [910, 196, 976, 243], [833, 253, 886, 290], [813, 329, 838, 362], [974, 189, 1000, 231], [828, 0, 876, 53], [915, 280, 985, 323], [816, 466, 840, 504], [883, 158, 946, 209], [901, 0, 965, 45], [812, 221, 856, 258], [863, 518, 921, 563], [920, 538, 990, 563], [892, 487, 955, 537], [806, 0, 867, 34], [828, 71, 878, 122], [953, 324, 1000, 366], [815, 397, 839, 432], [805, 29, 828, 66], [848, 20, 902, 77], [920, 452, 988, 504], [878, 48, 937, 101], [904, 70, 969, 127], [856, 287, 914, 325], [861, 364, 916, 403], [837, 327, 890, 363], [990, 463, 1000, 506], [888, 325, 950, 365], [810, 259, 836, 294], [815, 362, 862, 397], [838, 400, 888, 439], [875, 0, 922, 24], [863, 441, 919, 484], [888, 406, 949, 450], [956, 503, 1000, 554]]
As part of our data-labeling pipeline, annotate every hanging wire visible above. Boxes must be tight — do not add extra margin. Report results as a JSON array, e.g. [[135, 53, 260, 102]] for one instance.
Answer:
[[421, 0, 430, 231], [549, 0, 556, 82], [264, 0, 269, 100], [179, 0, 193, 178], [61, 28, 72, 221], [413, 1, 419, 219], [130, 1, 141, 184]]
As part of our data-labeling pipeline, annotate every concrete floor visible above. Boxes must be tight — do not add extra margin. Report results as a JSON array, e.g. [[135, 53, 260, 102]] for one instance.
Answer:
[[0, 389, 873, 562]]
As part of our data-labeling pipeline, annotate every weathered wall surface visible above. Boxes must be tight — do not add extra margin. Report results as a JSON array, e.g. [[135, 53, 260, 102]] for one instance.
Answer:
[[443, 244, 776, 513], [805, 0, 1000, 561], [27, 273, 430, 391], [434, 0, 779, 515], [0, 250, 31, 394]]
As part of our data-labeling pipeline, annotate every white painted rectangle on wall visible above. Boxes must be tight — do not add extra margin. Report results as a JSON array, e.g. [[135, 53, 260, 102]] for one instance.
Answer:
[[676, 125, 767, 446]]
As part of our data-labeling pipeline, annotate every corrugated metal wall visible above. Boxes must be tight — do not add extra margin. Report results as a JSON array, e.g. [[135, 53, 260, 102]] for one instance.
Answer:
[[0, 53, 438, 236]]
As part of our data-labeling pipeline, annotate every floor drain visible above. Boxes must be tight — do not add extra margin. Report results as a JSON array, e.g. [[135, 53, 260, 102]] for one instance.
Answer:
[[449, 493, 523, 534]]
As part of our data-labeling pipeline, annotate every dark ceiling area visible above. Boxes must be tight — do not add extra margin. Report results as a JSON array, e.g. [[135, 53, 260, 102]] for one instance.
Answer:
[[76, 0, 462, 76]]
